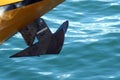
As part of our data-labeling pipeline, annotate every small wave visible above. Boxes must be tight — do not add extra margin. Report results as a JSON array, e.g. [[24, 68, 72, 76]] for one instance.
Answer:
[[37, 72, 53, 75], [57, 74, 71, 79], [0, 48, 23, 50]]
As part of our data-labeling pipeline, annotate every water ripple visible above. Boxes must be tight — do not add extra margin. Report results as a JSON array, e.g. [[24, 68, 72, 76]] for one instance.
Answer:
[[37, 72, 53, 75], [0, 0, 120, 80]]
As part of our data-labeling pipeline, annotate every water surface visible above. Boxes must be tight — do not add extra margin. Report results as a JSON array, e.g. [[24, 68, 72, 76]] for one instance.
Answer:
[[0, 0, 120, 80]]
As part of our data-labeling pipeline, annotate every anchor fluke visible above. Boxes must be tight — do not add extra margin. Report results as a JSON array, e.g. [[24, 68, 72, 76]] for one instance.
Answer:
[[10, 19, 69, 58]]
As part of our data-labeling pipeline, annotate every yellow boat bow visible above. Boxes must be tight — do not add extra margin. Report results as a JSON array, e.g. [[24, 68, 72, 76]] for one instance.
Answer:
[[0, 0, 64, 44], [0, 0, 22, 6]]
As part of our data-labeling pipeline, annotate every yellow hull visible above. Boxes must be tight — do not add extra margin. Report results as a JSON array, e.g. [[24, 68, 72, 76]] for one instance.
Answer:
[[0, 0, 64, 44], [0, 0, 22, 6]]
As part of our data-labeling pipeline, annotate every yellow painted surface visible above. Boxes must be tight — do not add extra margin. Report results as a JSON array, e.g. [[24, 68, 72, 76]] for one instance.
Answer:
[[0, 0, 22, 6], [0, 0, 64, 44]]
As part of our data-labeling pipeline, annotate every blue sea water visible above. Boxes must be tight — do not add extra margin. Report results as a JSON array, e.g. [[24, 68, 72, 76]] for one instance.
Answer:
[[0, 0, 120, 80]]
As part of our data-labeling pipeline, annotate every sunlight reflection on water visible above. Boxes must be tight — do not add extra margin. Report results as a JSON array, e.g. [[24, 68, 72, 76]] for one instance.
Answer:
[[0, 0, 120, 80]]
